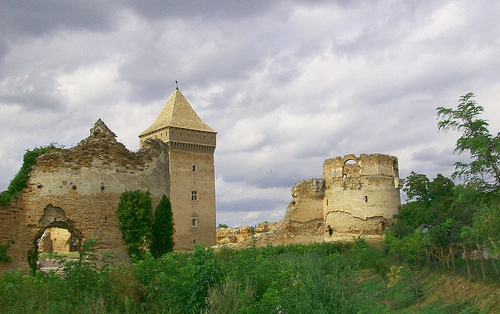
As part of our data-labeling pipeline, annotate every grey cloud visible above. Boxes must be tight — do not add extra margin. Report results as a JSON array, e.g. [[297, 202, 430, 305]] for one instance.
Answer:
[[0, 75, 65, 111], [0, 41, 9, 64], [121, 0, 280, 21], [0, 1, 118, 39], [217, 198, 287, 214]]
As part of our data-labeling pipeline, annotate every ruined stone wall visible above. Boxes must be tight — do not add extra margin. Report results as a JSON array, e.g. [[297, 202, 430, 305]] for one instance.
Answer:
[[0, 199, 28, 272], [276, 179, 325, 236], [274, 154, 400, 241], [0, 120, 170, 272], [286, 179, 325, 223], [323, 154, 400, 235]]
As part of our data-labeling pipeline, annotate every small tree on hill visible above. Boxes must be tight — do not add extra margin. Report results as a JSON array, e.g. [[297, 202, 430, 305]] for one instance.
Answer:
[[117, 190, 153, 259], [151, 195, 175, 258]]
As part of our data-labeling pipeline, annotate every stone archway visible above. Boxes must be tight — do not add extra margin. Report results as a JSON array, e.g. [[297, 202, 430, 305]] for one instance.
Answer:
[[29, 204, 83, 271]]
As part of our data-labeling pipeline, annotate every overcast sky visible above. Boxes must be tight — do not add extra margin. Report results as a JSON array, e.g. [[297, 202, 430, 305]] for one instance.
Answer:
[[1, 1, 500, 227]]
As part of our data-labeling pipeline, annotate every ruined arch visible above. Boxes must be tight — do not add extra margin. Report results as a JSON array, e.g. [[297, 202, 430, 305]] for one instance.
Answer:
[[342, 159, 361, 177], [28, 204, 83, 270]]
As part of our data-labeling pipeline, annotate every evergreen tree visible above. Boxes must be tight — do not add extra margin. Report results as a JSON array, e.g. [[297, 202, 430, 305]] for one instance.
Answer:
[[151, 195, 175, 258]]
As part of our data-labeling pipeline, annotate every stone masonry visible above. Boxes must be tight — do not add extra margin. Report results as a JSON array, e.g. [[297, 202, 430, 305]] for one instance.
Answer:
[[274, 153, 400, 239], [0, 89, 217, 272]]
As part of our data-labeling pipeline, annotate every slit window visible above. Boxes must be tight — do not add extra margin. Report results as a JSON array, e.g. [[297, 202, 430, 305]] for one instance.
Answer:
[[192, 165, 197, 172], [191, 218, 198, 227], [191, 191, 198, 201]]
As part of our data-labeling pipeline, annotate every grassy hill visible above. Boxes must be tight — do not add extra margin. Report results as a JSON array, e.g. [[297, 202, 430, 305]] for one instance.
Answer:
[[1, 240, 499, 313]]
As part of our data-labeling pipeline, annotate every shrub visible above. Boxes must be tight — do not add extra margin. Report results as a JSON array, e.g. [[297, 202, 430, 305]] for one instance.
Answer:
[[117, 190, 153, 259]]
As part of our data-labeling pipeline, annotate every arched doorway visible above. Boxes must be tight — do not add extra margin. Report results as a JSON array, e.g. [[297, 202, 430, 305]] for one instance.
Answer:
[[28, 204, 83, 272]]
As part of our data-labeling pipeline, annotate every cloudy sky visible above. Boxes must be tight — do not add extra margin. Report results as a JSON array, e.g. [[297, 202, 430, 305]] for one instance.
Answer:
[[1, 1, 500, 227]]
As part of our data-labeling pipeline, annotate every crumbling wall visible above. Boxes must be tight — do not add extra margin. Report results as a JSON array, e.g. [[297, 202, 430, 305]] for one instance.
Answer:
[[323, 154, 400, 235], [0, 120, 170, 272], [276, 179, 325, 236], [216, 154, 400, 249], [272, 153, 400, 243], [0, 199, 28, 272]]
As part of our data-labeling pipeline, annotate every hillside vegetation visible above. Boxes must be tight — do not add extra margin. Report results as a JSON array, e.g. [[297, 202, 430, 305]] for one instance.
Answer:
[[0, 240, 498, 313], [1, 93, 499, 312]]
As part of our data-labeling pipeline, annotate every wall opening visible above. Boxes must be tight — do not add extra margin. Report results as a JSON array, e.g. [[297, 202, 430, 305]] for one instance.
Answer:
[[38, 227, 76, 253], [31, 224, 82, 273], [29, 204, 83, 272], [191, 217, 198, 227], [343, 159, 361, 178]]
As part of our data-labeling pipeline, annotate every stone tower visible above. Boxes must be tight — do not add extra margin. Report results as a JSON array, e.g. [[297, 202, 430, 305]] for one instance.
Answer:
[[323, 154, 400, 234], [139, 89, 217, 249]]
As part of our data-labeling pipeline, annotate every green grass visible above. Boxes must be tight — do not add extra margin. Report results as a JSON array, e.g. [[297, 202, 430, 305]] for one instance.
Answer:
[[1, 240, 498, 313]]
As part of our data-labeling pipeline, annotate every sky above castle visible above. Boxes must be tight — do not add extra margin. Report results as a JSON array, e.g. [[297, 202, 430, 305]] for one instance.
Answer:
[[1, 1, 500, 227]]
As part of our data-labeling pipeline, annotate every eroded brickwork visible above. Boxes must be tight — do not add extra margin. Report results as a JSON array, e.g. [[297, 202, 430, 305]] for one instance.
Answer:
[[0, 120, 170, 272], [323, 153, 400, 236], [275, 153, 400, 239], [1, 89, 218, 272]]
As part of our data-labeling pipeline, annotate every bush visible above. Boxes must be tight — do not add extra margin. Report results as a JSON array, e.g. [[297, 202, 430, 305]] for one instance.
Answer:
[[117, 190, 153, 259]]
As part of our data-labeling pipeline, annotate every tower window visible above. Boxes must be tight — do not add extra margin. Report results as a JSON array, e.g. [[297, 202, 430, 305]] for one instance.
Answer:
[[192, 165, 197, 172], [191, 217, 198, 227], [191, 191, 198, 201]]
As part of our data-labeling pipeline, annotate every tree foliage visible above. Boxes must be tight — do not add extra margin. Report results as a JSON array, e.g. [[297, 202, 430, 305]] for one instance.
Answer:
[[117, 190, 153, 259], [395, 172, 457, 235], [387, 93, 500, 275], [437, 92, 500, 189], [0, 144, 61, 206], [151, 195, 175, 258]]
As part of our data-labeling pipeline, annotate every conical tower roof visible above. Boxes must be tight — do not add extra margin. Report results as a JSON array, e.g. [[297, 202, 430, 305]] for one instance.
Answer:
[[139, 89, 216, 137]]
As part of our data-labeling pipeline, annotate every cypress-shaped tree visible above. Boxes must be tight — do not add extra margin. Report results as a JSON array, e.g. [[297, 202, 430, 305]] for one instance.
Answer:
[[151, 195, 175, 258]]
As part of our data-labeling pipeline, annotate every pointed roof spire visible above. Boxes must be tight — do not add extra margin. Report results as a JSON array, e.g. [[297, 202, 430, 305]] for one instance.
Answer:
[[139, 89, 216, 137]]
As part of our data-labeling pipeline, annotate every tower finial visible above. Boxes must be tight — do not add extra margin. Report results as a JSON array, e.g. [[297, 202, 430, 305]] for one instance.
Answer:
[[175, 80, 179, 90]]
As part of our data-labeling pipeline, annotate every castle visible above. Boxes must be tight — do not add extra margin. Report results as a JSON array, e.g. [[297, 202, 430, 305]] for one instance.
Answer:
[[0, 88, 217, 272], [280, 153, 400, 238], [217, 153, 401, 246], [0, 87, 401, 272]]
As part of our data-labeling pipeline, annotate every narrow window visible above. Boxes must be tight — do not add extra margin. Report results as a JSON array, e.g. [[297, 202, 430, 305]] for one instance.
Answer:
[[364, 195, 368, 202], [191, 217, 198, 227], [192, 165, 197, 172], [191, 191, 197, 201], [193, 239, 196, 244]]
